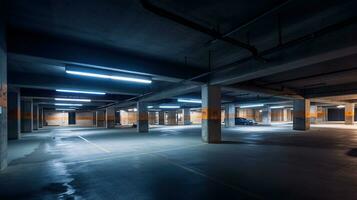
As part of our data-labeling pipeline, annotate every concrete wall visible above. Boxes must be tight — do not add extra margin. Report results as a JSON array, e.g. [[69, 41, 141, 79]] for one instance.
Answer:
[[191, 111, 202, 124], [237, 109, 255, 120], [120, 111, 137, 125], [76, 111, 94, 126], [44, 111, 68, 126], [0, 4, 7, 170]]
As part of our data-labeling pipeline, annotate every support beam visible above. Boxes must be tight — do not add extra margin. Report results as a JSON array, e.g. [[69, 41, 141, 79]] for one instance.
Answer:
[[201, 84, 221, 143], [262, 106, 271, 125], [7, 88, 21, 139], [21, 99, 33, 133], [158, 111, 165, 125], [183, 108, 191, 125], [224, 104, 235, 127], [106, 107, 115, 128], [137, 102, 148, 132], [32, 103, 39, 131], [293, 99, 310, 130], [0, 5, 7, 170], [345, 103, 354, 125]]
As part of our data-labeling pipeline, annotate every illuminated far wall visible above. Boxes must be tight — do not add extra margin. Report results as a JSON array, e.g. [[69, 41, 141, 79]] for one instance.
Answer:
[[44, 111, 68, 126], [120, 110, 137, 125], [76, 111, 95, 126], [237, 108, 293, 122]]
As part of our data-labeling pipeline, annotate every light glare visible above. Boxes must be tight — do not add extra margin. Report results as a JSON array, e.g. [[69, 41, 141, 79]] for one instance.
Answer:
[[56, 89, 105, 95], [55, 98, 91, 102]]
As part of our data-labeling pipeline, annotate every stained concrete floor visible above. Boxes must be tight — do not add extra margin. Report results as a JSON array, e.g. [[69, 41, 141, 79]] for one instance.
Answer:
[[1, 124, 357, 200]]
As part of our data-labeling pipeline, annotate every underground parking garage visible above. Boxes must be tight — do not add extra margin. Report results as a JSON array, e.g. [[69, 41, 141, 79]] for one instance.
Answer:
[[1, 0, 357, 199]]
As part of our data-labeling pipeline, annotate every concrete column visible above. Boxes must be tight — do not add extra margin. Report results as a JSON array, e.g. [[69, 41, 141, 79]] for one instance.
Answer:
[[33, 103, 39, 130], [201, 84, 221, 143], [183, 108, 191, 125], [148, 112, 156, 125], [39, 107, 43, 128], [7, 88, 21, 139], [224, 104, 235, 127], [293, 99, 310, 130], [345, 103, 355, 125], [158, 111, 165, 125], [21, 99, 33, 133], [310, 105, 317, 124], [166, 111, 177, 125], [0, 6, 7, 170], [137, 102, 148, 132], [283, 108, 288, 121], [106, 107, 115, 128], [262, 106, 271, 125], [96, 110, 105, 127]]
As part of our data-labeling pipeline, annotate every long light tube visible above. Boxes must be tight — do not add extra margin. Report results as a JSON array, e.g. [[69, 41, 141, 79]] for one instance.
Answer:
[[55, 98, 91, 102], [177, 99, 202, 104], [56, 108, 76, 111], [55, 103, 83, 106], [66, 70, 152, 84], [337, 105, 345, 108], [240, 104, 264, 108], [159, 105, 180, 109], [56, 89, 106, 95], [270, 105, 284, 109]]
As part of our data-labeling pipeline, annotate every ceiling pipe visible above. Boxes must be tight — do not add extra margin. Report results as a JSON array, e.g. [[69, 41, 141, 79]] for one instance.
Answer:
[[140, 0, 264, 61]]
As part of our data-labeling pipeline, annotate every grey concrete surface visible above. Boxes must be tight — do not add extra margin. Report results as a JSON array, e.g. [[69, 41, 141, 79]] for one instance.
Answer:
[[1, 125, 357, 199]]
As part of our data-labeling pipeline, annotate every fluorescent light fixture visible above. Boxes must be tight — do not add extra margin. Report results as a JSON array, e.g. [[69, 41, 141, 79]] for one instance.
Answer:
[[56, 89, 105, 95], [159, 105, 180, 109], [56, 108, 76, 111], [259, 110, 262, 113], [337, 105, 345, 108], [55, 98, 91, 102], [177, 98, 202, 104], [128, 108, 137, 112], [66, 70, 152, 84], [147, 106, 153, 109], [240, 104, 264, 108], [55, 103, 83, 106], [270, 105, 284, 109]]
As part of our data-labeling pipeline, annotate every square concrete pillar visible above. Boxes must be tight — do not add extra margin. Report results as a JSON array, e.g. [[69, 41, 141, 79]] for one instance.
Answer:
[[33, 103, 39, 130], [7, 88, 21, 139], [137, 102, 148, 132], [262, 106, 271, 125], [166, 110, 177, 125], [310, 105, 317, 124], [345, 103, 355, 125], [224, 104, 235, 127], [0, 7, 7, 170], [183, 108, 191, 125], [39, 107, 43, 128], [106, 107, 115, 128], [21, 99, 33, 133], [158, 111, 165, 125], [96, 110, 105, 127], [293, 99, 310, 130], [201, 84, 221, 143]]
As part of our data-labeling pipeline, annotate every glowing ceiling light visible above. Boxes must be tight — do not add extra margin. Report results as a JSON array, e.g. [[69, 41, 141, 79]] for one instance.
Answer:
[[66, 70, 152, 84], [56, 89, 105, 95], [270, 105, 284, 109], [147, 106, 153, 109], [240, 104, 264, 108], [177, 99, 202, 104], [128, 108, 137, 112], [55, 103, 83, 106], [337, 105, 345, 108], [56, 108, 76, 111], [159, 105, 180, 109], [55, 98, 91, 102]]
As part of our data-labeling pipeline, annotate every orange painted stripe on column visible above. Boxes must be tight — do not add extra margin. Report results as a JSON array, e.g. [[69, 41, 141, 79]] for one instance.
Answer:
[[22, 112, 32, 120], [76, 116, 94, 120], [46, 116, 68, 120], [0, 86, 7, 107], [294, 111, 311, 118], [202, 107, 221, 120], [345, 111, 354, 117], [106, 116, 115, 121], [138, 113, 148, 120]]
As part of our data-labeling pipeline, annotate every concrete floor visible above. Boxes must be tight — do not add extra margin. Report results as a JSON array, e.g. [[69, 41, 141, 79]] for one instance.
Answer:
[[1, 125, 357, 200]]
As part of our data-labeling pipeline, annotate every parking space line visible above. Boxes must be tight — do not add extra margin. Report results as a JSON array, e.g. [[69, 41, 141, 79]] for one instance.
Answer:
[[77, 135, 111, 153]]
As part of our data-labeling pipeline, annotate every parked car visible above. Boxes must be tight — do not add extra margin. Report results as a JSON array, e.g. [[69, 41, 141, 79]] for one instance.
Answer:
[[235, 117, 255, 125]]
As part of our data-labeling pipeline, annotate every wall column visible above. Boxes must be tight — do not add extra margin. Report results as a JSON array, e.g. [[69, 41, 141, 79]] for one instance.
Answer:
[[0, 5, 7, 170], [158, 111, 165, 125], [183, 108, 191, 125], [7, 88, 21, 139], [262, 106, 271, 125], [106, 106, 115, 128], [38, 107, 43, 128], [345, 103, 355, 125], [96, 110, 105, 127], [293, 99, 310, 130], [310, 105, 317, 124], [166, 110, 177, 125], [148, 112, 156, 125], [137, 102, 148, 132], [201, 84, 221, 143], [224, 104, 235, 127], [21, 99, 33, 133], [32, 103, 39, 130]]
